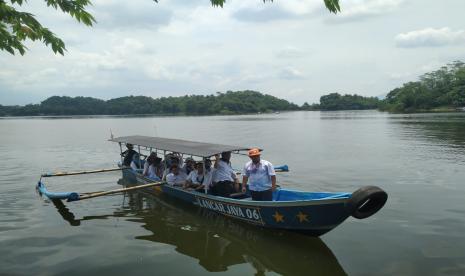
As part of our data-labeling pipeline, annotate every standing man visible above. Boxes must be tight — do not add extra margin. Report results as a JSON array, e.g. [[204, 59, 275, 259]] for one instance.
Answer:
[[121, 143, 137, 166], [212, 151, 239, 197], [241, 148, 276, 201]]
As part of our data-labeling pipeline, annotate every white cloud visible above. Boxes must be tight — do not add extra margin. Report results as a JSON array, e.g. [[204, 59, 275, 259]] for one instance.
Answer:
[[91, 1, 173, 30], [233, 6, 297, 22], [276, 46, 304, 59], [395, 27, 465, 48], [144, 64, 174, 81], [278, 67, 305, 80]]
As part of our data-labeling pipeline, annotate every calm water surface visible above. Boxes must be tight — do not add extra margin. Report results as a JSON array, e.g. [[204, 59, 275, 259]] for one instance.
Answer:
[[1, 111, 465, 275]]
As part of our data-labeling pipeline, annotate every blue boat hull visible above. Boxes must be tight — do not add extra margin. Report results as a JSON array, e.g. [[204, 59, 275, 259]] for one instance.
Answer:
[[124, 169, 353, 236]]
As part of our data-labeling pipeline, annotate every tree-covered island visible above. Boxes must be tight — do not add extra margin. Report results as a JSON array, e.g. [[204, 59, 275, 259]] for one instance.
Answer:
[[0, 91, 300, 116], [302, 93, 380, 111]]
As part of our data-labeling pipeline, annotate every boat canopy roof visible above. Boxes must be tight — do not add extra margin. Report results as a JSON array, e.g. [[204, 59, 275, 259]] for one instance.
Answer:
[[110, 135, 258, 157]]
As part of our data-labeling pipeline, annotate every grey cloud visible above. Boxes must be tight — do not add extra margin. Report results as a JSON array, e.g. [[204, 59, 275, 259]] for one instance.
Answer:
[[92, 2, 173, 30]]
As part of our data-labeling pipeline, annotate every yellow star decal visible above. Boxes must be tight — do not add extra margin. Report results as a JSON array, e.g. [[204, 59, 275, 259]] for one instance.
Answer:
[[296, 211, 309, 223], [272, 211, 284, 223]]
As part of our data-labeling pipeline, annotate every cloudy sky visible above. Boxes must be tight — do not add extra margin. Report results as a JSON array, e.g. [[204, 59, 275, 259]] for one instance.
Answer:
[[1, 0, 465, 105]]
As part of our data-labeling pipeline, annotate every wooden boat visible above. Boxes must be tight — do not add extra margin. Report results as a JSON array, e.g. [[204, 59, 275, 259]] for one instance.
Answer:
[[37, 135, 387, 236], [108, 136, 388, 236]]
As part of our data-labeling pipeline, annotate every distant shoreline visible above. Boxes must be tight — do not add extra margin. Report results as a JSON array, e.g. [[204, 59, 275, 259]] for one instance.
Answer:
[[0, 110, 298, 119], [2, 109, 465, 120]]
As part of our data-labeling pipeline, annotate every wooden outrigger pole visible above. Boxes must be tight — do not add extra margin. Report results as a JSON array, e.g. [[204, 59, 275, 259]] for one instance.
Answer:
[[41, 167, 128, 178], [78, 182, 164, 201], [37, 165, 163, 202], [37, 181, 164, 202]]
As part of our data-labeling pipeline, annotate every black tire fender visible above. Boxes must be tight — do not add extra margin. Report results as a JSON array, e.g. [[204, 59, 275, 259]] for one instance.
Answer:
[[346, 186, 388, 219]]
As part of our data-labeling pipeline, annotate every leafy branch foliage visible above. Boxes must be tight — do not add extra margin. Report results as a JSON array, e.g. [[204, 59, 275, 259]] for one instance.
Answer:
[[0, 0, 95, 55], [0, 0, 340, 55], [0, 90, 300, 116], [380, 61, 465, 112]]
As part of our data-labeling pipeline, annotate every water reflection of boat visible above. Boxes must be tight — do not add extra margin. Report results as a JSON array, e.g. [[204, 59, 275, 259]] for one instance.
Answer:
[[135, 195, 347, 275], [52, 185, 347, 275]]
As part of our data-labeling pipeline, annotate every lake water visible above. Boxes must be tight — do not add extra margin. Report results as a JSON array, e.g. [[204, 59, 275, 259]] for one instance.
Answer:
[[1, 111, 465, 276]]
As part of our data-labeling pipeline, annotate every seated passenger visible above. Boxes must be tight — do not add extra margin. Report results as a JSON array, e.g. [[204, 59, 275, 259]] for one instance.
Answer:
[[184, 161, 213, 192], [182, 157, 195, 175], [143, 152, 161, 181], [153, 157, 164, 179], [204, 159, 214, 192], [211, 151, 239, 197], [130, 153, 142, 171], [162, 154, 181, 180], [143, 152, 156, 173], [121, 143, 137, 166], [166, 164, 187, 187]]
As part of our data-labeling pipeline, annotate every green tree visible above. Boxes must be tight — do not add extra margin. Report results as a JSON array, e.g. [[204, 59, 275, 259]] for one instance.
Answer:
[[0, 0, 95, 55], [1, 0, 340, 55], [319, 93, 380, 110], [380, 61, 465, 112]]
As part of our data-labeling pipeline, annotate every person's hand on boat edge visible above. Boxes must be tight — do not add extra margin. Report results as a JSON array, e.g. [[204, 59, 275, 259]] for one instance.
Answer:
[[271, 176, 277, 192]]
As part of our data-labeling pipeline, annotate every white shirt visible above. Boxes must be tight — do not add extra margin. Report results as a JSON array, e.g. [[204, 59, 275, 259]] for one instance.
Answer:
[[143, 162, 150, 175], [213, 159, 236, 182], [130, 161, 140, 171], [166, 171, 187, 186], [242, 159, 276, 191], [144, 163, 160, 180], [187, 169, 213, 187]]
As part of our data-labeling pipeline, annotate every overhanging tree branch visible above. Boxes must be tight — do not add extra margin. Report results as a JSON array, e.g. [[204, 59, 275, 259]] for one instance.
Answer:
[[0, 0, 340, 56]]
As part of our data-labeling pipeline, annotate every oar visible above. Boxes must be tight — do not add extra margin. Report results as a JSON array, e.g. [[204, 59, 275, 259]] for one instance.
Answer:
[[41, 167, 128, 178], [75, 182, 164, 201]]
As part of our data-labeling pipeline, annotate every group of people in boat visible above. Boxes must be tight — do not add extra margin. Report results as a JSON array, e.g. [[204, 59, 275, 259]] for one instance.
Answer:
[[121, 143, 277, 201]]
